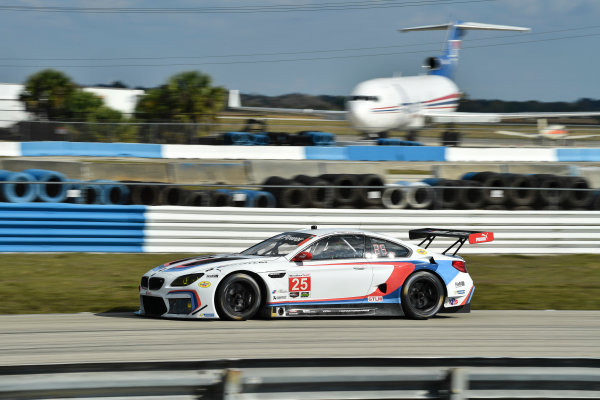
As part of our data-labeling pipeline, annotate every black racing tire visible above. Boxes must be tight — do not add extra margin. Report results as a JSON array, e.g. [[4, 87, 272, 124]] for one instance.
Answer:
[[356, 174, 385, 207], [457, 180, 484, 209], [319, 174, 360, 205], [293, 175, 334, 208], [504, 174, 537, 207], [401, 271, 444, 320], [215, 273, 262, 321], [433, 179, 462, 209], [562, 176, 592, 209]]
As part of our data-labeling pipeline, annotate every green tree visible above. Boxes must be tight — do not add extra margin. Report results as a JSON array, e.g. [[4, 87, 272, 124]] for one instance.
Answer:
[[19, 69, 139, 142], [65, 90, 104, 120], [136, 71, 226, 141], [19, 69, 77, 120]]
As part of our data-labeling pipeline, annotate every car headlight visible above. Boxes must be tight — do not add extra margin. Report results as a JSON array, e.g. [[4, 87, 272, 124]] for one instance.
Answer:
[[171, 273, 204, 287]]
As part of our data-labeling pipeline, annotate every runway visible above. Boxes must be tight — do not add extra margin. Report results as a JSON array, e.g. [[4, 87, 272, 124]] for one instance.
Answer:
[[1, 310, 598, 366]]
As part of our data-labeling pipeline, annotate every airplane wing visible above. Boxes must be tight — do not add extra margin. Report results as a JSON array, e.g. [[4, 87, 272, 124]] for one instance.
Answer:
[[228, 90, 347, 120], [425, 110, 600, 123], [563, 134, 600, 139], [495, 130, 538, 138]]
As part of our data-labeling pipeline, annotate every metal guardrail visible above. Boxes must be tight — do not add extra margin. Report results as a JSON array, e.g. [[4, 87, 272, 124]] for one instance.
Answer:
[[1, 203, 599, 253], [1, 358, 599, 400], [144, 207, 600, 254]]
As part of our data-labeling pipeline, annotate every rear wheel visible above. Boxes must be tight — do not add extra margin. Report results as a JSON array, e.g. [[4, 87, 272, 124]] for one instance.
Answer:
[[401, 271, 444, 320], [215, 273, 262, 321]]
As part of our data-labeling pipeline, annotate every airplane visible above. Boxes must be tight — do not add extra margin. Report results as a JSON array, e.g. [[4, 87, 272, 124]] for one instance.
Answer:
[[228, 20, 600, 142], [496, 118, 600, 143]]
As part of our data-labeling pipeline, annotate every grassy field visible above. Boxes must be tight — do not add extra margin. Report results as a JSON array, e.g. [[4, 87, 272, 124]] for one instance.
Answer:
[[217, 113, 600, 142], [1, 253, 598, 315]]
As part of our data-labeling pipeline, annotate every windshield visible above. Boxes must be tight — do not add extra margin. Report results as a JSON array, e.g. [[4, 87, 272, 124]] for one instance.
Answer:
[[241, 232, 314, 256]]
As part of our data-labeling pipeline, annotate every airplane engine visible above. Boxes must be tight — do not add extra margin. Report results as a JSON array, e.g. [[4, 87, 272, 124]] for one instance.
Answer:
[[424, 57, 442, 71]]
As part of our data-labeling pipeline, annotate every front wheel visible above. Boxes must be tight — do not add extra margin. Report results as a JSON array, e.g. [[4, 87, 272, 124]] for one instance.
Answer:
[[401, 271, 444, 320], [215, 273, 262, 321]]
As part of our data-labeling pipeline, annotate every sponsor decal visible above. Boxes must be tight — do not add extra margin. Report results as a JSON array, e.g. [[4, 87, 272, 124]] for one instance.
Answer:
[[456, 290, 466, 295], [468, 232, 494, 244], [417, 249, 427, 255], [198, 281, 211, 288], [455, 281, 465, 287], [273, 295, 287, 300], [297, 235, 316, 246], [289, 275, 311, 292], [368, 296, 383, 302], [200, 313, 215, 318], [449, 298, 459, 305], [289, 292, 299, 298], [300, 292, 310, 298], [206, 274, 219, 278], [280, 234, 310, 243], [272, 289, 277, 294]]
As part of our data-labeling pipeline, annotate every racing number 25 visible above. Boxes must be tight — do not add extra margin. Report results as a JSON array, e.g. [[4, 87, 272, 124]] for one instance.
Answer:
[[289, 276, 311, 292]]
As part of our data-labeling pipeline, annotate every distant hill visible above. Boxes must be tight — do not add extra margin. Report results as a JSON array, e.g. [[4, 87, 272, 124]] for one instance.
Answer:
[[458, 98, 600, 113], [240, 93, 600, 113], [241, 93, 345, 110]]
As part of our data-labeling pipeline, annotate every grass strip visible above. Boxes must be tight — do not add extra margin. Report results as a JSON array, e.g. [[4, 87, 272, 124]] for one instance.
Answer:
[[0, 253, 598, 314]]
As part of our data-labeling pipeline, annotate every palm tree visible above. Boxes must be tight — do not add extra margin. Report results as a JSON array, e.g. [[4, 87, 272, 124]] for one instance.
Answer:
[[20, 69, 77, 120]]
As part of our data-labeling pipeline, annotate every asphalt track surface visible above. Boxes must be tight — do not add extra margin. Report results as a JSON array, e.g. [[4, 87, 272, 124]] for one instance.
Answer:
[[1, 310, 599, 365]]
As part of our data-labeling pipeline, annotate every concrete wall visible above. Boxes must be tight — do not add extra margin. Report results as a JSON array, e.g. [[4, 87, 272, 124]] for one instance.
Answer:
[[434, 163, 572, 180]]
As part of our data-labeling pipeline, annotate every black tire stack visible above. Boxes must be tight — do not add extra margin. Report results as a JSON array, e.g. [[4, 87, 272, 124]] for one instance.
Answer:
[[262, 173, 386, 208], [446, 172, 594, 210]]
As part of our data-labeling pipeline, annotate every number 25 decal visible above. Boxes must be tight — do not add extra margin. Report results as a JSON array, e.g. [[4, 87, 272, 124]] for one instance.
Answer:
[[373, 243, 387, 256], [289, 276, 311, 291]]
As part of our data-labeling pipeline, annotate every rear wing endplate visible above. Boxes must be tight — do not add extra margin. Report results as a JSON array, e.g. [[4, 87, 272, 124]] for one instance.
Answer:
[[409, 228, 494, 256]]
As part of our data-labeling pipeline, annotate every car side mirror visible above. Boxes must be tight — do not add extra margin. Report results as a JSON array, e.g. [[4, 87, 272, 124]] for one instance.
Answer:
[[291, 252, 313, 262]]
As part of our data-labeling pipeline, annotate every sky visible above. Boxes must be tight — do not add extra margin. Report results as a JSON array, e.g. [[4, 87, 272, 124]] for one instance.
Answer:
[[0, 0, 599, 102]]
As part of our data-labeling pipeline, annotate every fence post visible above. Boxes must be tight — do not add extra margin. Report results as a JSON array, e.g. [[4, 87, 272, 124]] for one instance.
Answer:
[[447, 368, 467, 400], [223, 369, 243, 400]]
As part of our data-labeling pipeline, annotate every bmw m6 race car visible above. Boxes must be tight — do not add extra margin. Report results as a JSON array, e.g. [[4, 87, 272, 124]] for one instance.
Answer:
[[138, 227, 493, 320]]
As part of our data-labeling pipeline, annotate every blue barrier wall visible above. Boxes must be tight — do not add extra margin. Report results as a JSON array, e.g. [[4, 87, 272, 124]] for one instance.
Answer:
[[304, 146, 348, 160], [345, 146, 446, 161], [0, 203, 146, 252], [556, 148, 600, 162], [21, 142, 162, 158], [9, 141, 600, 162]]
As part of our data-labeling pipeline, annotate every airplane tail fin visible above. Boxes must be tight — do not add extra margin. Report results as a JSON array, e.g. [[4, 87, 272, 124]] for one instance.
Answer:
[[400, 21, 530, 79]]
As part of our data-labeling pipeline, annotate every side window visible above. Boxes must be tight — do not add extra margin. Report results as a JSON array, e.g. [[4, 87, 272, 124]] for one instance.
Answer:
[[366, 237, 410, 259], [305, 235, 365, 260]]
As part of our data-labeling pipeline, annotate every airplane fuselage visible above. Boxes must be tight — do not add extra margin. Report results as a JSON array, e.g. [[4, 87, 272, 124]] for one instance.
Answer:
[[540, 126, 569, 139], [346, 75, 460, 134]]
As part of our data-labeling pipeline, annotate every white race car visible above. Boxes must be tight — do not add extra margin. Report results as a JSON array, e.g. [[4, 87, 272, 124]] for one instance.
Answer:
[[138, 227, 493, 320]]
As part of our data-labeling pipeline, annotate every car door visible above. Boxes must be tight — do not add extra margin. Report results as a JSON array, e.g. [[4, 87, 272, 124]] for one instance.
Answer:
[[287, 234, 373, 304], [365, 235, 414, 295]]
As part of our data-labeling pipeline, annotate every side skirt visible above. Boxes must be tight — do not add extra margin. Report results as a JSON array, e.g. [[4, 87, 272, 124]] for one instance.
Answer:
[[268, 303, 404, 318], [440, 304, 471, 314]]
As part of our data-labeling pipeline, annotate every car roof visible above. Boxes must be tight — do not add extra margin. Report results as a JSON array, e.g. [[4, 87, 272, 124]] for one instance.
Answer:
[[293, 227, 400, 241]]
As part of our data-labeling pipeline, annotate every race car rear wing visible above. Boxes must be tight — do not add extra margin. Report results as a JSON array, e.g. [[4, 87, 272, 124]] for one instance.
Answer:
[[409, 228, 494, 256]]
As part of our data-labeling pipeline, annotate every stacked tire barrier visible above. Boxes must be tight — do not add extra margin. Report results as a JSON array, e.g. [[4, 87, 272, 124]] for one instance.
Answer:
[[455, 172, 594, 210], [262, 174, 385, 208], [0, 169, 280, 208], [222, 131, 336, 146], [1, 169, 597, 210]]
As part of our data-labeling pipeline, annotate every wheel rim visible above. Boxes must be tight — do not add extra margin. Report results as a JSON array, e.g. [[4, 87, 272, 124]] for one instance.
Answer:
[[224, 282, 256, 314], [407, 279, 439, 312]]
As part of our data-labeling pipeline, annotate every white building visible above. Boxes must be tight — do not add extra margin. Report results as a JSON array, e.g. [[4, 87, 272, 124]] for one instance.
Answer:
[[0, 83, 144, 128]]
